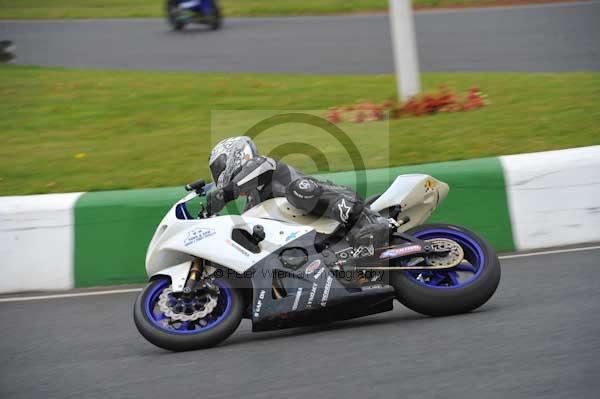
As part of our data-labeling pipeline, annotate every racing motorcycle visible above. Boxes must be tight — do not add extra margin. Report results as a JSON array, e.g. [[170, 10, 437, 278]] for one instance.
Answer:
[[165, 0, 222, 31], [134, 174, 501, 351]]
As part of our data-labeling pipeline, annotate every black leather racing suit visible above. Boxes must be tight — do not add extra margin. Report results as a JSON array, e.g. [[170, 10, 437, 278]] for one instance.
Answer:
[[207, 156, 388, 246]]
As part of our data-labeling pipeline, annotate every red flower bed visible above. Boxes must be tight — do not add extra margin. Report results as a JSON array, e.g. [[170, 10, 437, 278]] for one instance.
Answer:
[[325, 86, 487, 123]]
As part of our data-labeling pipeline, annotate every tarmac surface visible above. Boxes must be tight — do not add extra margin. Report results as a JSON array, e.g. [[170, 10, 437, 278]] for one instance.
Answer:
[[1, 2, 599, 73], [1, 246, 599, 399]]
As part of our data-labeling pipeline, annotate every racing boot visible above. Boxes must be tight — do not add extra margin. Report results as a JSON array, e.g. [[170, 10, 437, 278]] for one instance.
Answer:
[[347, 207, 389, 256]]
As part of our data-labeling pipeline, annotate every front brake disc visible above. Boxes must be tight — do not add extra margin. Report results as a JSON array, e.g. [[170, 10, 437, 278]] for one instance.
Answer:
[[157, 285, 219, 322]]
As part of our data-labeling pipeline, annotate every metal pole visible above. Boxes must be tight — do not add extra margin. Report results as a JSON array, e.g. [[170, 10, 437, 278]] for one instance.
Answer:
[[388, 0, 421, 101]]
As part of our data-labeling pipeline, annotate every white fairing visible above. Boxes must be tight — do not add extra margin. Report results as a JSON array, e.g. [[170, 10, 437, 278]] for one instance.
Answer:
[[146, 174, 448, 289], [370, 174, 449, 231], [146, 191, 312, 284], [242, 197, 341, 234]]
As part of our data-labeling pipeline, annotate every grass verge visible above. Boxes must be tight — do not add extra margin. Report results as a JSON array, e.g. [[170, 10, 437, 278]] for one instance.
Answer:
[[0, 0, 572, 19], [1, 65, 599, 195]]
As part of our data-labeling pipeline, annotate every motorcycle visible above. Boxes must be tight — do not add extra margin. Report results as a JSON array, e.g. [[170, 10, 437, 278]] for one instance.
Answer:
[[0, 41, 16, 64], [165, 0, 222, 31], [134, 174, 501, 351]]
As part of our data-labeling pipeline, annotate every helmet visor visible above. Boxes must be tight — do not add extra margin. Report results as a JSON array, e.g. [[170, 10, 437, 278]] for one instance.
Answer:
[[209, 153, 227, 184]]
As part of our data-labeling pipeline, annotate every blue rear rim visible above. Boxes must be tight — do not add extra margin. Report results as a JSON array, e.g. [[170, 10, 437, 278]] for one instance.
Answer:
[[403, 227, 485, 289], [144, 278, 233, 335]]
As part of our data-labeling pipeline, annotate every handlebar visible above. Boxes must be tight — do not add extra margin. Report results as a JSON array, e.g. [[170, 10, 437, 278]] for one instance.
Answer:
[[185, 179, 206, 193], [183, 179, 216, 218]]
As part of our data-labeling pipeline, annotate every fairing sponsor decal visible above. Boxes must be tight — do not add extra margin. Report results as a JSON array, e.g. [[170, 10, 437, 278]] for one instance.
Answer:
[[226, 239, 251, 257], [313, 267, 325, 280], [379, 245, 422, 259], [254, 289, 266, 318], [320, 276, 333, 307], [424, 179, 437, 192], [305, 259, 321, 274], [184, 227, 216, 246], [306, 283, 318, 309], [285, 231, 301, 241], [291, 287, 303, 311]]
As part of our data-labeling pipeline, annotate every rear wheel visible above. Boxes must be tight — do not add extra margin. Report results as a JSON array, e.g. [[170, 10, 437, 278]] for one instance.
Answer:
[[134, 277, 243, 351], [390, 223, 501, 316], [207, 4, 222, 30]]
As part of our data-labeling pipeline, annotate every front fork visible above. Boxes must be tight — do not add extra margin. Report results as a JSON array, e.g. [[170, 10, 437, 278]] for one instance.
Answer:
[[150, 259, 214, 294], [182, 258, 221, 299], [182, 259, 204, 295]]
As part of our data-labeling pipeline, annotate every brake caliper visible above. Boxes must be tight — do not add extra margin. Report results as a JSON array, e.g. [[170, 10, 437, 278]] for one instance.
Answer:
[[157, 283, 219, 322]]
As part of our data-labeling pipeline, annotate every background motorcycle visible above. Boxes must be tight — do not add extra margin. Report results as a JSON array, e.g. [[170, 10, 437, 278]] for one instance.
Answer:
[[134, 175, 501, 351], [165, 0, 222, 31]]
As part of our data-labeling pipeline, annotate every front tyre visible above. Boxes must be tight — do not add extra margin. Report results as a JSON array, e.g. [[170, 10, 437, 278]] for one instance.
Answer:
[[134, 277, 243, 351], [166, 0, 186, 31], [391, 223, 501, 317]]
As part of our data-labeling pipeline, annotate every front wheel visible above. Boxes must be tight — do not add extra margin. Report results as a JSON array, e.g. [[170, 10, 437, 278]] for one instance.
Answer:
[[390, 223, 501, 316], [133, 277, 243, 351], [166, 0, 186, 31]]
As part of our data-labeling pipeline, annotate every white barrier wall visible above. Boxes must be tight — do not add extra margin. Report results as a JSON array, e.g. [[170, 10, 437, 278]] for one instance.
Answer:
[[0, 193, 82, 293], [501, 146, 600, 250], [1, 146, 598, 294]]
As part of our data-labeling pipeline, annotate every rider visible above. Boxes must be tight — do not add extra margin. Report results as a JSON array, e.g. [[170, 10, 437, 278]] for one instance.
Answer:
[[206, 136, 388, 250]]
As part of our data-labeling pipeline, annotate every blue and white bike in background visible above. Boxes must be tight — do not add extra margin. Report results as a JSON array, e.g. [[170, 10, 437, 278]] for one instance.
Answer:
[[165, 0, 222, 31]]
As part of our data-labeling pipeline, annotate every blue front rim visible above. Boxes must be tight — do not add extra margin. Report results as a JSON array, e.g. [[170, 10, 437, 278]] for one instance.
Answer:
[[144, 278, 233, 334], [403, 228, 485, 289]]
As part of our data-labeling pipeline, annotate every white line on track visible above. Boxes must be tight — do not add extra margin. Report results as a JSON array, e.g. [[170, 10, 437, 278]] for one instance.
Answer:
[[0, 288, 142, 303], [1, 244, 599, 303], [498, 245, 600, 259]]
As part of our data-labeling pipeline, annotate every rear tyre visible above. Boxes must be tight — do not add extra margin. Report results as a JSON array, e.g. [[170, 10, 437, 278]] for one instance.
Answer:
[[208, 5, 222, 30], [390, 223, 501, 316], [134, 277, 243, 351]]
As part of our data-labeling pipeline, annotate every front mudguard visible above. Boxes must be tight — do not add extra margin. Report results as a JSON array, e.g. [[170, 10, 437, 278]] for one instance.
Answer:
[[149, 261, 192, 293]]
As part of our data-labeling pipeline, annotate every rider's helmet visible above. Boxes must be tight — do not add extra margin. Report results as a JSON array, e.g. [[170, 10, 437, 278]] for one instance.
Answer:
[[209, 136, 259, 189]]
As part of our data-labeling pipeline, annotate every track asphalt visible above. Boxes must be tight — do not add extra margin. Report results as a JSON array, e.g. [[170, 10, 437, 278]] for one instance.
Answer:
[[1, 247, 599, 399], [1, 2, 599, 73]]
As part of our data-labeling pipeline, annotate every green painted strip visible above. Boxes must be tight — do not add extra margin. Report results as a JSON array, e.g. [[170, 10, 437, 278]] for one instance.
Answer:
[[387, 157, 515, 252], [74, 187, 183, 287], [74, 157, 514, 287], [311, 157, 514, 252]]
